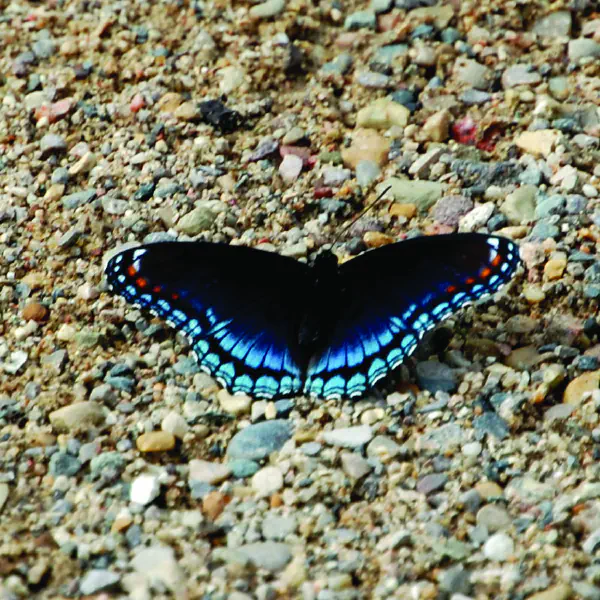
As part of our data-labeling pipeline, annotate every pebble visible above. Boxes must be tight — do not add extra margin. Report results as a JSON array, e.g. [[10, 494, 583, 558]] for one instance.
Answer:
[[79, 570, 120, 595], [356, 160, 380, 187], [515, 130, 560, 157], [161, 411, 188, 439], [136, 431, 176, 452], [454, 58, 491, 90], [228, 458, 260, 478], [527, 584, 573, 600], [218, 389, 252, 415], [227, 420, 293, 460], [563, 372, 600, 405], [49, 452, 81, 477], [342, 129, 390, 168], [22, 301, 49, 322], [189, 459, 232, 484], [130, 473, 161, 505], [40, 133, 67, 156], [483, 532, 514, 561], [533, 11, 571, 37], [501, 185, 536, 224], [340, 452, 372, 479], [379, 178, 444, 212], [252, 465, 284, 497], [416, 361, 457, 394], [502, 65, 541, 88], [433, 195, 473, 227], [417, 473, 448, 495], [422, 109, 451, 143], [130, 545, 185, 596], [237, 542, 292, 571], [0, 484, 8, 512], [176, 206, 216, 235], [322, 425, 373, 448], [357, 98, 410, 130], [49, 402, 105, 432], [344, 10, 376, 30], [568, 38, 600, 62], [476, 504, 511, 532], [279, 153, 303, 183], [202, 491, 228, 520]]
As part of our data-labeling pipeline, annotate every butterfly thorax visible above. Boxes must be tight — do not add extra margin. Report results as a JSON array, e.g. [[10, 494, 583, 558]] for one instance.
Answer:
[[297, 249, 341, 354]]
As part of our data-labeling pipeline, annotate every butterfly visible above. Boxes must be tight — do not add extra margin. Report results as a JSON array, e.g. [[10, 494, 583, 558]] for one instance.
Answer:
[[104, 233, 520, 400]]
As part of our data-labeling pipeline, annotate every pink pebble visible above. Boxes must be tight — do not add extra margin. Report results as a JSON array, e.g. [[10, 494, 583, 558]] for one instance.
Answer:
[[279, 154, 303, 183], [130, 94, 145, 113]]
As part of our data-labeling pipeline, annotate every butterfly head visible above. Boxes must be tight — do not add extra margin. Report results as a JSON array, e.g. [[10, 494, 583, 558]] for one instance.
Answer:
[[311, 247, 338, 271]]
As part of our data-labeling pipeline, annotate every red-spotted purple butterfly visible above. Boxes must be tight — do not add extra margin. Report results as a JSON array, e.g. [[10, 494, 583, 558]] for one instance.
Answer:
[[104, 233, 520, 399]]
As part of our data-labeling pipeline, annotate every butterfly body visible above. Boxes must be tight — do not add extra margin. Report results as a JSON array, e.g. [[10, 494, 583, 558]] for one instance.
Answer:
[[105, 233, 520, 400]]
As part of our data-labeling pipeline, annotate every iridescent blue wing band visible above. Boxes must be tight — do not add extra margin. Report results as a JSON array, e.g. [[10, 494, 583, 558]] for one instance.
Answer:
[[304, 234, 520, 400], [105, 242, 310, 398]]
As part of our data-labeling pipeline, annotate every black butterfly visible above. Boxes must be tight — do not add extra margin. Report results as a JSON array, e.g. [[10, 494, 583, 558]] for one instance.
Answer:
[[104, 233, 520, 400]]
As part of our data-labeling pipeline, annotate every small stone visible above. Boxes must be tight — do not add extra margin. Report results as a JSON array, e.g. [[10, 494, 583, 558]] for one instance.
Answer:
[[548, 77, 570, 101], [262, 514, 297, 540], [0, 484, 8, 512], [515, 130, 560, 158], [416, 361, 457, 393], [340, 452, 372, 479], [501, 185, 537, 224], [130, 473, 161, 505], [366, 435, 402, 462], [136, 431, 176, 452], [189, 459, 232, 484], [483, 532, 514, 561], [69, 152, 96, 176], [342, 129, 390, 169], [49, 402, 105, 432], [356, 71, 390, 89], [202, 491, 228, 520], [433, 195, 474, 227], [502, 65, 541, 88], [454, 58, 492, 90], [161, 412, 188, 439], [227, 420, 293, 461], [564, 372, 600, 406], [526, 584, 573, 600], [237, 542, 292, 571], [568, 39, 600, 62], [49, 451, 81, 477], [544, 257, 567, 280], [378, 178, 444, 212], [40, 133, 67, 156], [22, 301, 49, 322], [249, 0, 286, 19], [476, 504, 511, 532], [174, 101, 199, 121], [363, 231, 394, 248], [279, 154, 303, 183], [417, 473, 448, 495], [389, 203, 417, 219], [357, 98, 410, 130], [228, 458, 260, 478], [176, 206, 216, 235], [459, 202, 495, 232], [252, 466, 284, 497], [79, 570, 120, 595], [356, 160, 381, 187], [130, 546, 185, 596], [322, 425, 373, 448], [422, 109, 451, 142], [218, 389, 252, 415], [322, 166, 352, 187], [533, 11, 571, 37], [344, 10, 376, 30]]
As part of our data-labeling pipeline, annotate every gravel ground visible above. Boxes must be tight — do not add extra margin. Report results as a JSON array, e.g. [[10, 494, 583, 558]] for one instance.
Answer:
[[1, 0, 600, 598]]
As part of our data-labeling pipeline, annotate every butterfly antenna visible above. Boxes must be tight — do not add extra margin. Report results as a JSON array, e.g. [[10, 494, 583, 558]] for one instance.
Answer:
[[331, 186, 392, 247]]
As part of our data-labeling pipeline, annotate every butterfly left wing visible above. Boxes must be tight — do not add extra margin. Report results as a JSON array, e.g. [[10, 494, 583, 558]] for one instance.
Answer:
[[105, 242, 311, 398], [304, 233, 521, 399]]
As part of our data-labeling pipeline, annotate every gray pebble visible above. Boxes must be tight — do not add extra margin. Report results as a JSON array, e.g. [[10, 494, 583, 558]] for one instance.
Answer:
[[49, 452, 82, 477], [227, 420, 293, 461], [416, 473, 448, 495], [237, 542, 292, 571], [40, 134, 67, 157], [416, 361, 457, 394], [344, 10, 376, 30], [79, 569, 120, 595], [261, 514, 297, 540]]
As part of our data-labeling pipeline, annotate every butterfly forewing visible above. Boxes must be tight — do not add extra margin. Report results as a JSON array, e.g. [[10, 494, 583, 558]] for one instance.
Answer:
[[304, 234, 520, 399], [105, 242, 311, 398]]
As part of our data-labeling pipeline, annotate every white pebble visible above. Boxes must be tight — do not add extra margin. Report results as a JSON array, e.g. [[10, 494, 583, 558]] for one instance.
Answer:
[[483, 532, 514, 561], [252, 466, 284, 497], [279, 154, 303, 183], [322, 425, 373, 448], [583, 183, 598, 198], [130, 473, 161, 505], [14, 320, 38, 341], [461, 441, 482, 457], [77, 283, 100, 301], [161, 411, 188, 439]]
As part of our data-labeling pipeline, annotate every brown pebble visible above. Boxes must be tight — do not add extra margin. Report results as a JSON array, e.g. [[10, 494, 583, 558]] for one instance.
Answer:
[[389, 203, 417, 219], [363, 231, 394, 248], [563, 371, 600, 406], [136, 431, 176, 452], [22, 301, 49, 322], [202, 491, 227, 520], [475, 481, 503, 500], [270, 493, 283, 508]]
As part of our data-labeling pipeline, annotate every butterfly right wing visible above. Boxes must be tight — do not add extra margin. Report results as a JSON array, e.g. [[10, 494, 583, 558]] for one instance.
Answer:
[[304, 234, 521, 399], [105, 242, 311, 398]]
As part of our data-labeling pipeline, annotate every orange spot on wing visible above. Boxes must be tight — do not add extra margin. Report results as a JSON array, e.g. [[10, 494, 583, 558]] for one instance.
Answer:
[[153, 285, 162, 293], [480, 267, 491, 278], [127, 265, 137, 276], [171, 293, 179, 300], [491, 254, 502, 267], [446, 285, 457, 293], [136, 277, 147, 288], [465, 277, 475, 284]]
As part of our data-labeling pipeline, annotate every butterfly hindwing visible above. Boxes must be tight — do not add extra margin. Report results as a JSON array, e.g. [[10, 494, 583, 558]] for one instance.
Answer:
[[105, 242, 311, 398], [304, 234, 520, 399]]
